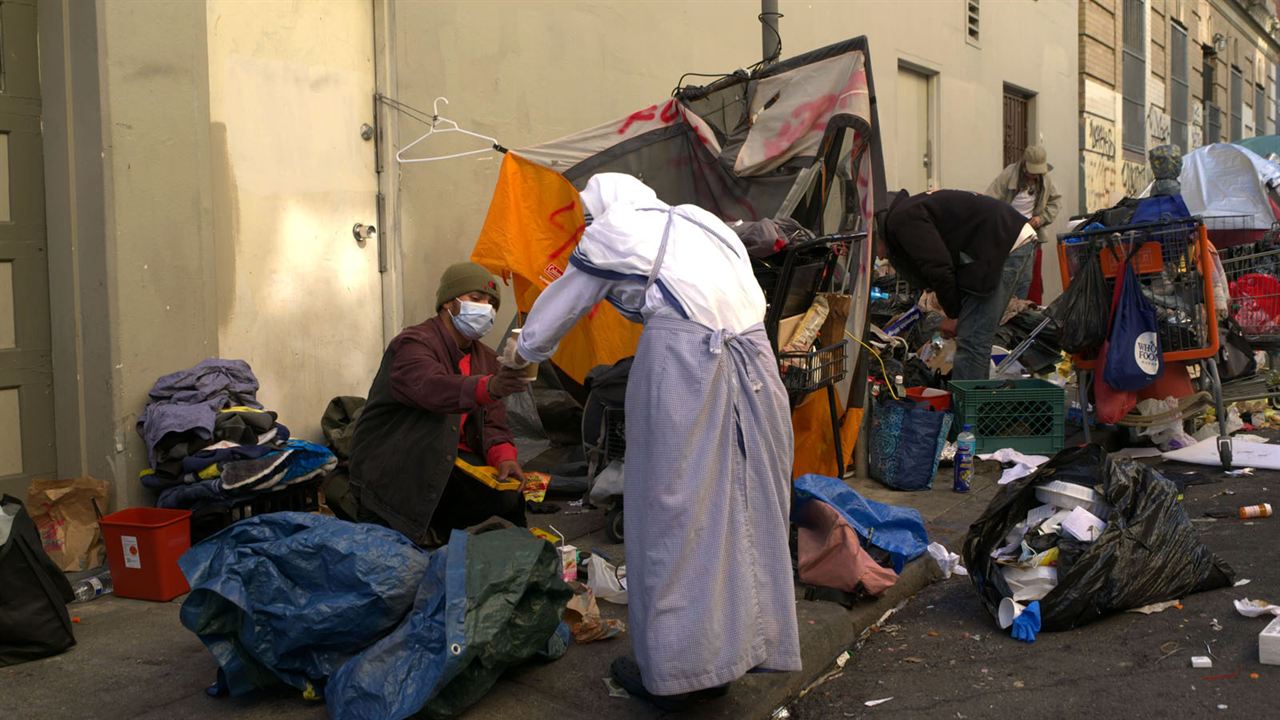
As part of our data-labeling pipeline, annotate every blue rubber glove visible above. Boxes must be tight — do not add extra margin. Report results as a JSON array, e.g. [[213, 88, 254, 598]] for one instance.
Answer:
[[1010, 601, 1041, 643]]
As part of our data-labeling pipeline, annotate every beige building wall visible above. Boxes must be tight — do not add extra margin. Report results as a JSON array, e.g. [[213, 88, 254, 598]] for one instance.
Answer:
[[387, 0, 1080, 322], [1079, 0, 1280, 214], [94, 0, 220, 506]]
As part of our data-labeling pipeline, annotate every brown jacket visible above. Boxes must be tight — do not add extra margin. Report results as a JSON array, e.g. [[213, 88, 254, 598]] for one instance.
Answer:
[[985, 161, 1062, 243]]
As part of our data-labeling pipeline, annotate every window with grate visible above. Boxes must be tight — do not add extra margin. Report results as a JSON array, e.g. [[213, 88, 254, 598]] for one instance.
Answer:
[[1170, 23, 1189, 150], [1122, 0, 1146, 152], [967, 0, 980, 45], [1231, 67, 1243, 141], [1256, 83, 1267, 137], [1204, 49, 1220, 143], [1003, 89, 1029, 168]]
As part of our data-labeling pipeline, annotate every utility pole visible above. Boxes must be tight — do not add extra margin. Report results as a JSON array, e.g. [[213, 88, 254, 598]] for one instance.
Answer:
[[761, 0, 781, 65]]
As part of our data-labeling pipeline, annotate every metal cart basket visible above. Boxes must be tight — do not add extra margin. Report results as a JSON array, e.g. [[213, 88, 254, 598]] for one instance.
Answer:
[[1058, 218, 1232, 467]]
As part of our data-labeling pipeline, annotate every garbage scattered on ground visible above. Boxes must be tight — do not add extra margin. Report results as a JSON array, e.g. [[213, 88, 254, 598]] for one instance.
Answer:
[[977, 448, 1049, 485], [770, 706, 791, 720], [71, 568, 113, 603], [585, 553, 627, 604], [1235, 598, 1280, 617], [1210, 618, 1223, 632], [1225, 468, 1256, 477], [864, 697, 894, 707], [798, 650, 854, 698], [602, 677, 630, 699], [1235, 579, 1252, 587], [964, 445, 1235, 633], [1262, 617, 1280, 666], [928, 542, 968, 579], [564, 582, 625, 643], [1128, 599, 1182, 615], [1191, 656, 1213, 669], [1166, 436, 1280, 469], [1239, 502, 1273, 519]]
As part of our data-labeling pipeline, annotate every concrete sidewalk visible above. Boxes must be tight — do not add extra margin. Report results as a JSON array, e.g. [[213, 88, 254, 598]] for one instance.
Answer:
[[1, 463, 1004, 720]]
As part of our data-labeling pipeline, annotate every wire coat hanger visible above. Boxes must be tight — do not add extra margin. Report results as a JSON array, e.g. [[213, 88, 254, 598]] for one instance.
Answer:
[[395, 97, 506, 164]]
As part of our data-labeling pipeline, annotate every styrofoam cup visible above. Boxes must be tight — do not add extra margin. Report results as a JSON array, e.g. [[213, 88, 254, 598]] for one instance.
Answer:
[[998, 597, 1025, 629]]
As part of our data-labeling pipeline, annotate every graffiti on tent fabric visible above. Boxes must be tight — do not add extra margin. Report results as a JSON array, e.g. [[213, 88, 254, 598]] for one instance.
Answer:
[[1084, 116, 1116, 157], [761, 69, 868, 161], [617, 99, 681, 135]]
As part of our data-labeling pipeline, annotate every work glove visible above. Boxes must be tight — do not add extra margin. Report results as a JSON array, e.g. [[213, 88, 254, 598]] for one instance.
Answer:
[[500, 335, 531, 370], [488, 366, 529, 399], [1010, 601, 1041, 643]]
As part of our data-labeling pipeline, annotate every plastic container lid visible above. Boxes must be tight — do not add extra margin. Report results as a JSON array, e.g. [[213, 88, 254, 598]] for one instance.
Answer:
[[1035, 480, 1105, 515], [962, 423, 973, 432]]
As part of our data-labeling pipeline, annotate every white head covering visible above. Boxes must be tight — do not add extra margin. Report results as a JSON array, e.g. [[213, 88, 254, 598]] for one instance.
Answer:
[[579, 173, 661, 220]]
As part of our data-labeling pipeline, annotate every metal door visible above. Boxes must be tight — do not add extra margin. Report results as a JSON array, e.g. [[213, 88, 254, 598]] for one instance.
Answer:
[[1003, 90, 1029, 168], [895, 67, 931, 192], [0, 0, 54, 496]]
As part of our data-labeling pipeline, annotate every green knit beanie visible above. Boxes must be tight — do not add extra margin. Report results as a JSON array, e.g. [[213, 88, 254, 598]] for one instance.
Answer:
[[436, 262, 501, 311]]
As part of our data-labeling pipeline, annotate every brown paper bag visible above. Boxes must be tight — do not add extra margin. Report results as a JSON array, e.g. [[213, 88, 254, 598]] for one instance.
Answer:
[[26, 477, 110, 572], [818, 293, 852, 348], [562, 582, 625, 643]]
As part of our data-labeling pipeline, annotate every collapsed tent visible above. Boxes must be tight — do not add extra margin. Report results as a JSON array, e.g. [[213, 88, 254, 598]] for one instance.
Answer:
[[178, 513, 569, 719], [471, 37, 886, 384]]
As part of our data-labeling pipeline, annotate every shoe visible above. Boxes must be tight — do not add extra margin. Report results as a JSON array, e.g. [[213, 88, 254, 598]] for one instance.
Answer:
[[609, 657, 730, 712]]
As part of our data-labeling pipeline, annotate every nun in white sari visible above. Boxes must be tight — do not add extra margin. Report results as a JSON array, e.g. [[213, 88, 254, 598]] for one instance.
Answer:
[[508, 173, 800, 706]]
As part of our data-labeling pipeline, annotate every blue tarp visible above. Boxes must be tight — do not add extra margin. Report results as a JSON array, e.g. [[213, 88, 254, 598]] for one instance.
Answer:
[[178, 513, 569, 719], [793, 474, 930, 571]]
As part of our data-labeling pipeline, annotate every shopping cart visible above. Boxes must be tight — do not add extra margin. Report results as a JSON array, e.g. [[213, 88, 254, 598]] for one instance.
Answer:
[[1219, 224, 1280, 348], [1058, 217, 1232, 468], [758, 234, 855, 477]]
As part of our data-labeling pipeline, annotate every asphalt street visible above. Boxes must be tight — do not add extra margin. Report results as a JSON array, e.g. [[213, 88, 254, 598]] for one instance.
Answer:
[[790, 459, 1280, 720]]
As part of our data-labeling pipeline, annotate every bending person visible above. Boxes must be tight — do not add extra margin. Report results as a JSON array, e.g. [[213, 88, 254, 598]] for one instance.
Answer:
[[505, 173, 801, 711], [876, 189, 1035, 381]]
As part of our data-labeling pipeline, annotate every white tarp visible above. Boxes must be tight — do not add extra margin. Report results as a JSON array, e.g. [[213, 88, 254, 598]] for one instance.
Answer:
[[1180, 143, 1280, 229]]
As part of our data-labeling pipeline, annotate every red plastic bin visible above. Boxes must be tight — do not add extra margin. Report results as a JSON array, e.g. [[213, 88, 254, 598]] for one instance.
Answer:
[[99, 507, 192, 602], [906, 386, 952, 412]]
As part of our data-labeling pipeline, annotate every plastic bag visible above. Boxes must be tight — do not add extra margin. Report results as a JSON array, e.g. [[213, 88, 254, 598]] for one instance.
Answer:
[[962, 445, 1235, 631], [1052, 244, 1111, 355], [585, 553, 627, 604], [868, 398, 952, 491], [1103, 261, 1163, 391]]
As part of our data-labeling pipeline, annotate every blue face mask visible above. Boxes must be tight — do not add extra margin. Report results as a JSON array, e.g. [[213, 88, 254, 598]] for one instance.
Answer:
[[450, 299, 495, 339]]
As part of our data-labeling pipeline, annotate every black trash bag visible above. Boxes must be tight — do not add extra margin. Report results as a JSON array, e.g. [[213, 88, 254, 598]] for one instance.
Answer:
[[0, 495, 76, 666], [962, 445, 1235, 631], [1050, 244, 1110, 355]]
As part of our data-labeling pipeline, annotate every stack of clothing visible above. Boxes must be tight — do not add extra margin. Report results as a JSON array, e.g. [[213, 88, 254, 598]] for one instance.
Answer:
[[136, 359, 336, 512]]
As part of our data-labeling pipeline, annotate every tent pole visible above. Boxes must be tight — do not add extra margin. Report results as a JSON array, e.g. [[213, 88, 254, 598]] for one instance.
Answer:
[[761, 0, 781, 65]]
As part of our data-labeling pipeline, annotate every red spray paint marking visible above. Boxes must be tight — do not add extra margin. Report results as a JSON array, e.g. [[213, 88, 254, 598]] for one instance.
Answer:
[[761, 70, 868, 160], [618, 99, 681, 135]]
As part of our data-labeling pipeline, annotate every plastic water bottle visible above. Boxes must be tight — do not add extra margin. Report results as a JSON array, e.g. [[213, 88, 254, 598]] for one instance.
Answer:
[[72, 569, 114, 603], [954, 424, 976, 493]]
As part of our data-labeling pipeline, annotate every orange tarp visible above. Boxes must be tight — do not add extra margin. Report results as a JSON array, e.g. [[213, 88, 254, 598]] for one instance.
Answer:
[[471, 153, 642, 383]]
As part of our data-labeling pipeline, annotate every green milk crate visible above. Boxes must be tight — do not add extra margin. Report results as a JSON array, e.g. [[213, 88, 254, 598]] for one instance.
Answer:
[[948, 379, 1066, 455]]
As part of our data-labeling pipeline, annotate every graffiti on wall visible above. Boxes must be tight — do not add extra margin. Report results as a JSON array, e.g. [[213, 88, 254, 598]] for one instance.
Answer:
[[1121, 160, 1150, 196], [1147, 106, 1170, 145], [1084, 116, 1116, 157], [1083, 153, 1118, 212]]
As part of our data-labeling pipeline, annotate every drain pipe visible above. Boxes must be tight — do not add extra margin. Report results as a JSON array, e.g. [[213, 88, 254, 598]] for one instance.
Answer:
[[761, 0, 781, 64]]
